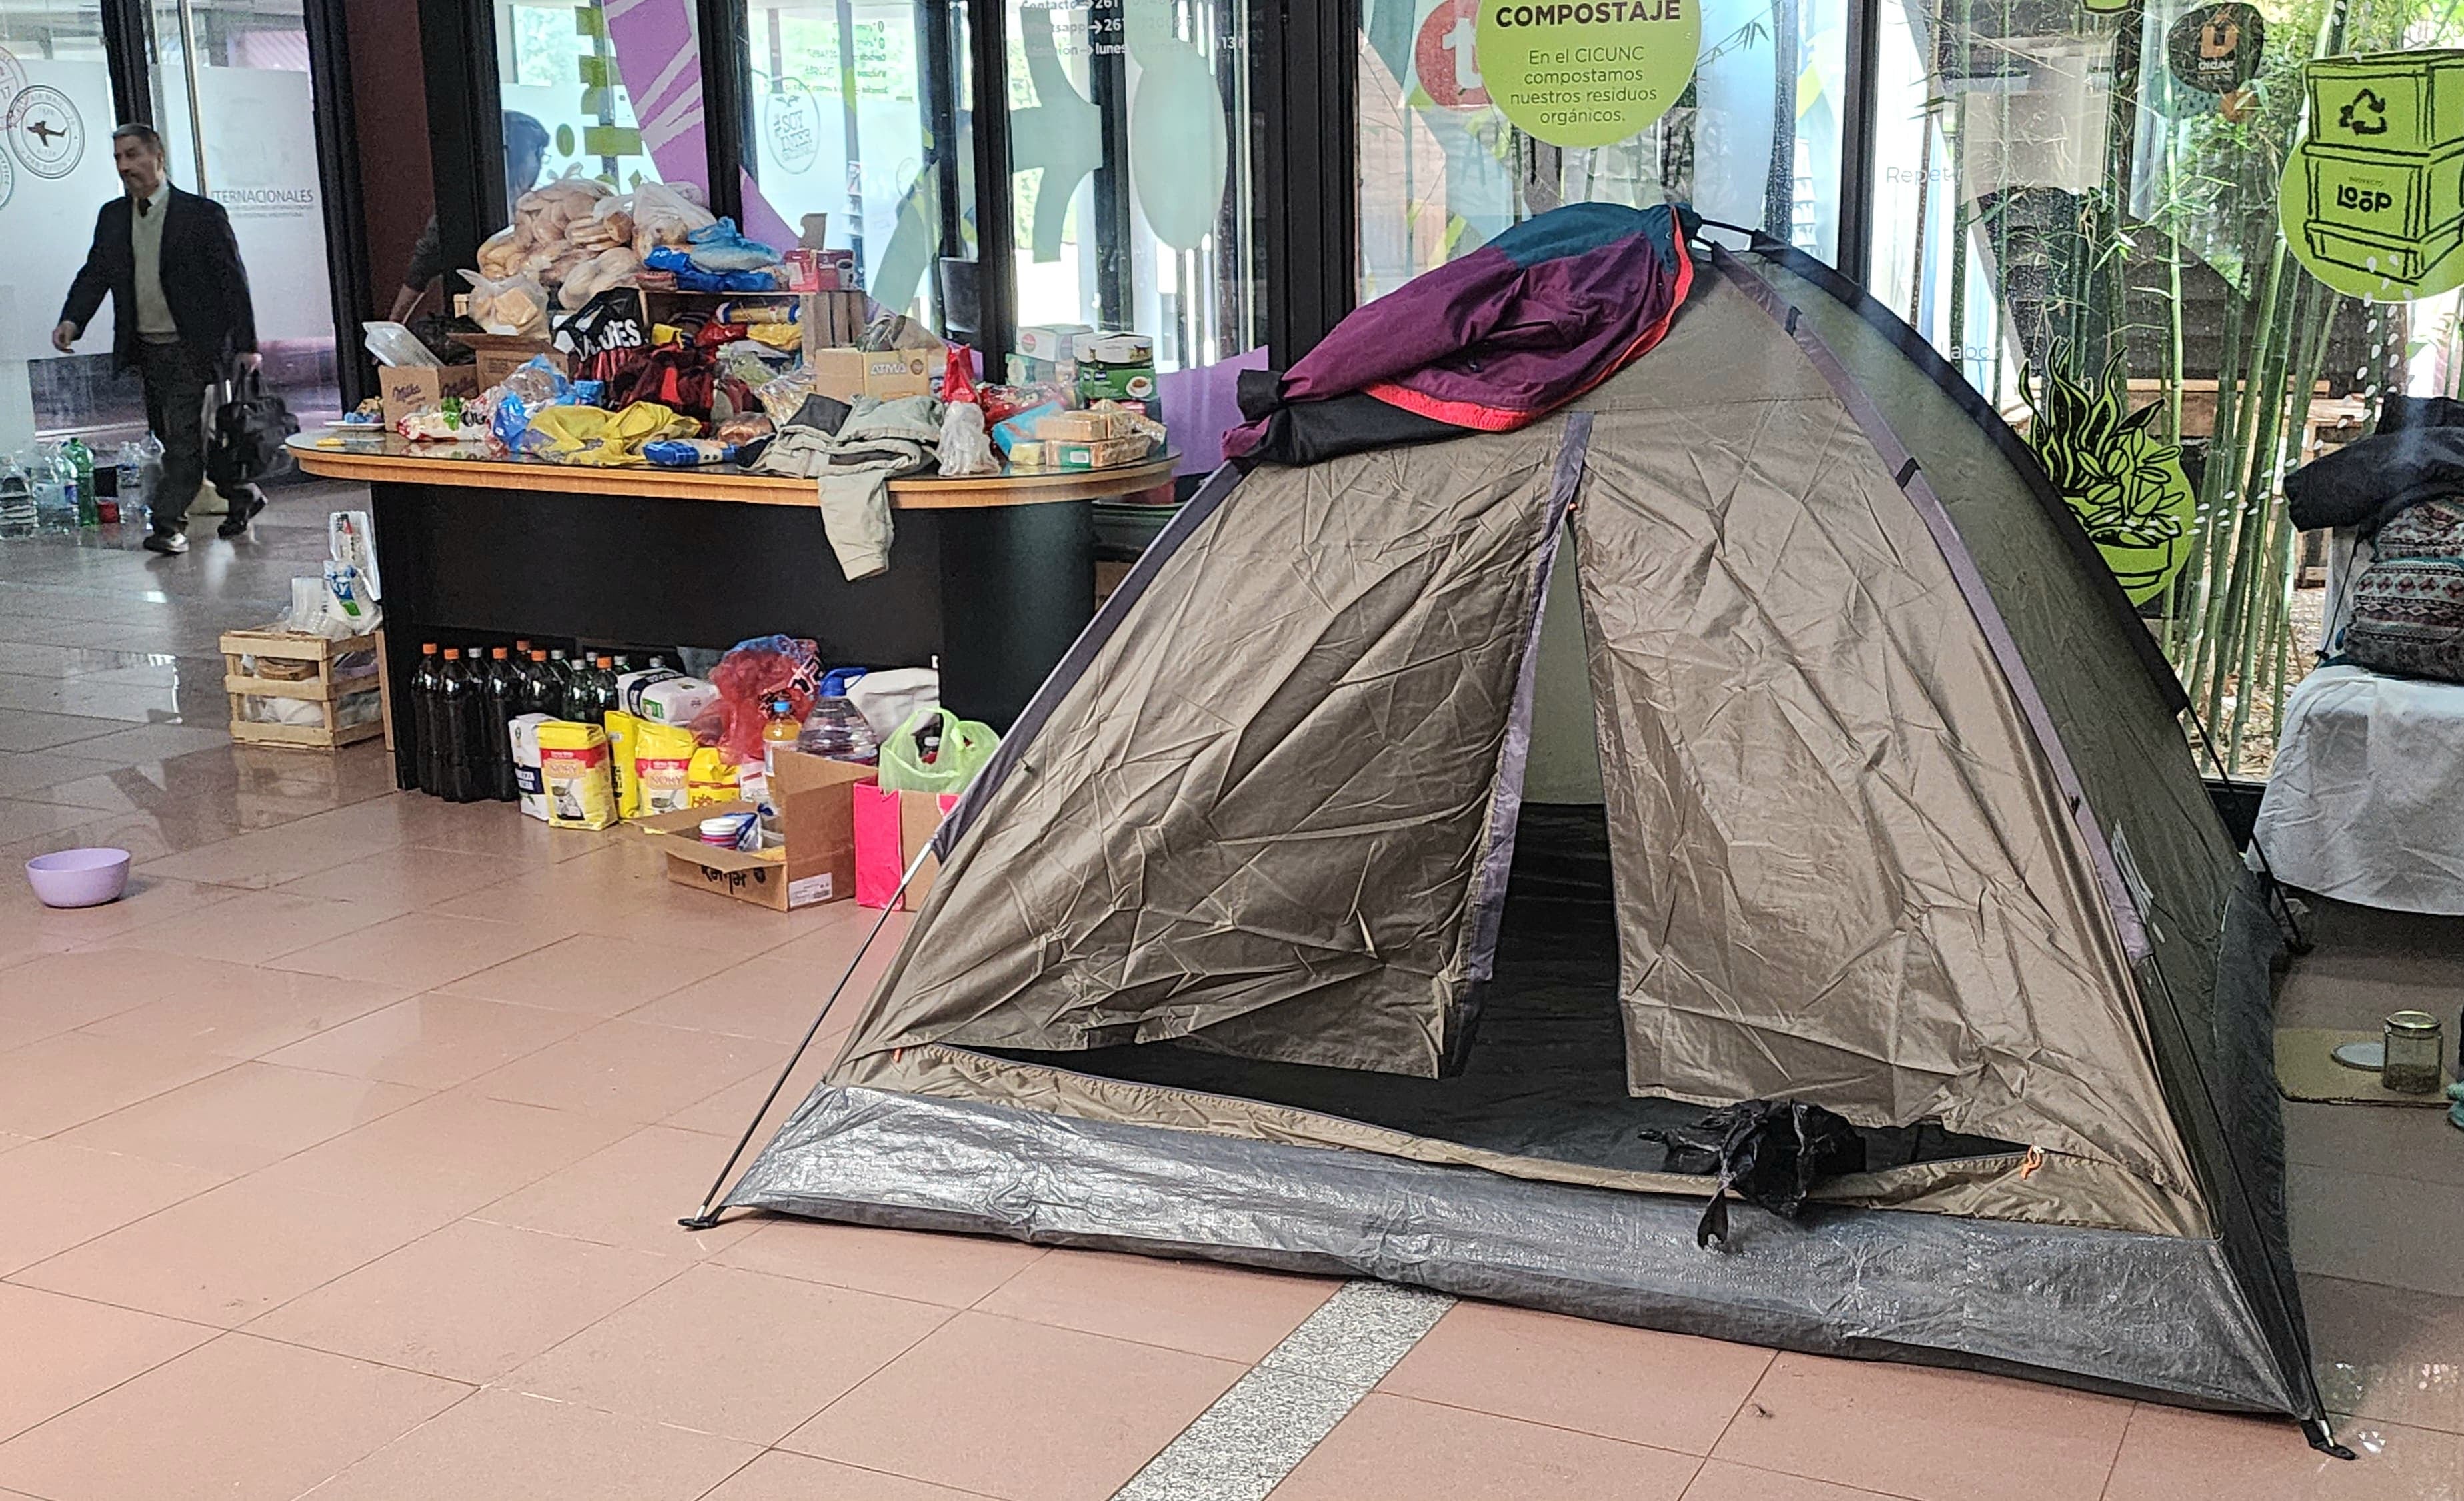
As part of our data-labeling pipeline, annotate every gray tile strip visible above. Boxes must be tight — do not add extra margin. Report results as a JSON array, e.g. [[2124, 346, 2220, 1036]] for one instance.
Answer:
[[1110, 1280, 1456, 1501]]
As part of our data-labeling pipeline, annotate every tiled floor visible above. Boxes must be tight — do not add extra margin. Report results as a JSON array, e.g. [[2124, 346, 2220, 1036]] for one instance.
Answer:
[[1, 503, 2461, 1500]]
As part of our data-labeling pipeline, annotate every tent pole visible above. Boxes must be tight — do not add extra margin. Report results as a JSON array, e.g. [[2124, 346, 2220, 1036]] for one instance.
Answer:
[[678, 837, 943, 1231]]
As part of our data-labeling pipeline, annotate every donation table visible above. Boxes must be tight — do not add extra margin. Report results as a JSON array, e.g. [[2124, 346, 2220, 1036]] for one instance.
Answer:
[[287, 435, 1175, 790]]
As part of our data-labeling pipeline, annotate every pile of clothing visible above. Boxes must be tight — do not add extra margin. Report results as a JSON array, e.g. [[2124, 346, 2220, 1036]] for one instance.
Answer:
[[2286, 394, 2464, 683], [756, 393, 942, 581]]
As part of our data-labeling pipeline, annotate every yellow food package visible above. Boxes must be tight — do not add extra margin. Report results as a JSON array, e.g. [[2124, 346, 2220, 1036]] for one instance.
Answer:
[[537, 720, 616, 830], [603, 709, 642, 820], [686, 745, 740, 806], [635, 722, 698, 816]]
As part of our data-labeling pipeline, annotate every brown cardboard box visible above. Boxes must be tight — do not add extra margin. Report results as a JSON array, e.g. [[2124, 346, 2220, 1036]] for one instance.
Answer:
[[634, 749, 873, 911], [459, 333, 569, 387], [377, 365, 481, 427], [807, 348, 866, 403], [862, 350, 933, 399]]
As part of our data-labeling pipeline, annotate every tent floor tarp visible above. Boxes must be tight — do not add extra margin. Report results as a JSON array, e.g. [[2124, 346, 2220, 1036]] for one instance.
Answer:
[[990, 807, 2019, 1180]]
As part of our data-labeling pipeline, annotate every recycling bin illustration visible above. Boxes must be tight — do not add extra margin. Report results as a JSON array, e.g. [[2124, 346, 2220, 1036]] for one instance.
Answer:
[[2296, 51, 2464, 286]]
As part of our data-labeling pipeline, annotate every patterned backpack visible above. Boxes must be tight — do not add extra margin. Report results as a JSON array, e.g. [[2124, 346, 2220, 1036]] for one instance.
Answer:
[[2346, 499, 2464, 682]]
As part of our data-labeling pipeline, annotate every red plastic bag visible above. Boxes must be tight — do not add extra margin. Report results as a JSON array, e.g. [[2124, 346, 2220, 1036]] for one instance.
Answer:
[[705, 636, 820, 762], [943, 343, 980, 407]]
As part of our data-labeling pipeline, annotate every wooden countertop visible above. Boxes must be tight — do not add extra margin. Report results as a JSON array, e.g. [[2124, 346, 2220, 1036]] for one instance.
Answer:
[[287, 435, 1178, 510]]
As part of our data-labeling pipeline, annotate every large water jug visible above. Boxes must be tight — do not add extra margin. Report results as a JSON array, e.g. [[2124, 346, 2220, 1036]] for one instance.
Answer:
[[0, 455, 34, 539]]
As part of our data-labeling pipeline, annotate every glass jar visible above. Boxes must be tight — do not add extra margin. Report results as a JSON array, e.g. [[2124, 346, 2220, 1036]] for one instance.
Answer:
[[2383, 1012, 2443, 1096]]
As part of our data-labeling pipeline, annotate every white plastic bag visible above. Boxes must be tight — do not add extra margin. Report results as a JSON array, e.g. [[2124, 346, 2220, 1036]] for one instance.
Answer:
[[846, 667, 939, 745], [630, 179, 717, 255], [938, 401, 1000, 477]]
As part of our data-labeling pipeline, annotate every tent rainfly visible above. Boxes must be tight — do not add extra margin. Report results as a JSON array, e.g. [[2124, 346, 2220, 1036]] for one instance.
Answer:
[[699, 217, 2331, 1448]]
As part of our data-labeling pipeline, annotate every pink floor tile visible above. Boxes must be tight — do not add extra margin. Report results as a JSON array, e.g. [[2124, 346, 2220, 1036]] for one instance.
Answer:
[[269, 911, 562, 992], [508, 1262, 950, 1443], [260, 991, 594, 1089], [1708, 1353, 2130, 1501], [71, 964, 410, 1060], [473, 1124, 762, 1258], [439, 932, 748, 1014], [244, 1086, 639, 1219], [2306, 1275, 2464, 1436], [0, 1332, 466, 1501], [275, 844, 536, 915], [305, 1386, 757, 1501], [0, 1284, 216, 1444], [54, 1061, 427, 1174], [699, 1449, 997, 1501], [246, 1218, 684, 1382], [13, 1173, 455, 1326], [1380, 1300, 1773, 1455], [657, 1047, 831, 1140], [714, 1218, 1046, 1306], [466, 1018, 775, 1122], [0, 1032, 237, 1136], [108, 887, 400, 966], [1680, 1459, 1907, 1500], [1268, 1393, 1700, 1501], [0, 1140, 225, 1276], [977, 1248, 1336, 1364], [2103, 1404, 2463, 1501], [783, 1311, 1245, 1501], [628, 952, 862, 1042], [0, 947, 209, 1050]]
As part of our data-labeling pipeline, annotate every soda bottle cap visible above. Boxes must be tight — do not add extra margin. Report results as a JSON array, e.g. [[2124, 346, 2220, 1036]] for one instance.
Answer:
[[515, 640, 531, 651], [596, 655, 613, 667], [422, 643, 438, 653], [443, 648, 460, 659], [492, 647, 509, 659], [530, 649, 547, 661]]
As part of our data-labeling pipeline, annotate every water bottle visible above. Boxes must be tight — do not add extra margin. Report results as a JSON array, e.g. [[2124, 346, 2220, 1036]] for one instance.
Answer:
[[115, 441, 145, 525], [137, 433, 164, 524], [0, 455, 33, 539], [30, 449, 74, 533], [62, 437, 97, 526], [796, 695, 880, 764]]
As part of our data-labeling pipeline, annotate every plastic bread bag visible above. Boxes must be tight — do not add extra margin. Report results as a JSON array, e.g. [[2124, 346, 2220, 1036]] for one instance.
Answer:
[[630, 179, 717, 256], [938, 400, 1000, 476], [461, 269, 549, 336], [684, 217, 783, 271]]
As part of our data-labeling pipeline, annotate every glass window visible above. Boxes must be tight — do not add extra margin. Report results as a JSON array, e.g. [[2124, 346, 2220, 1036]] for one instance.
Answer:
[[1356, 0, 1848, 303], [1000, 0, 1262, 371], [1, 3, 149, 445], [495, 0, 663, 193], [742, 0, 975, 327], [1865, 0, 2464, 776]]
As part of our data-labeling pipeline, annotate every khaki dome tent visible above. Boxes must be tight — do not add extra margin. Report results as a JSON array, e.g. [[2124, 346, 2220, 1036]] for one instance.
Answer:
[[703, 236, 2326, 1438]]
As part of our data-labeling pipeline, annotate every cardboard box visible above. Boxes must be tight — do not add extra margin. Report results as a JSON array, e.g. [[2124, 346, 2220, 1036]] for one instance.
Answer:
[[854, 784, 959, 910], [377, 364, 481, 427], [1016, 323, 1092, 362], [810, 347, 934, 403], [634, 749, 873, 912], [458, 333, 569, 388]]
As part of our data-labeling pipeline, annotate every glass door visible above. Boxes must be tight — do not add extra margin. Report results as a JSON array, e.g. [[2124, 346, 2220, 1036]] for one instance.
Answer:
[[146, 0, 342, 426]]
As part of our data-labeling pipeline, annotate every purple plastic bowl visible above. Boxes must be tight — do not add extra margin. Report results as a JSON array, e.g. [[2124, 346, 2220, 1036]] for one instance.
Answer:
[[25, 847, 132, 908]]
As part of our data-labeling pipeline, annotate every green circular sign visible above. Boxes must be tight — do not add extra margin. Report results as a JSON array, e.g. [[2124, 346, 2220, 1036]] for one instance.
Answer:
[[1476, 2, 1700, 149], [2280, 139, 2464, 302]]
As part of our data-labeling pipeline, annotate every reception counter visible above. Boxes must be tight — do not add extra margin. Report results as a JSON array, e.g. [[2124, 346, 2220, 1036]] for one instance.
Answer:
[[289, 436, 1175, 788]]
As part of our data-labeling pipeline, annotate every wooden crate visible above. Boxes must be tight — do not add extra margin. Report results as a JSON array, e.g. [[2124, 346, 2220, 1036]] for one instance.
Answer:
[[222, 628, 386, 751]]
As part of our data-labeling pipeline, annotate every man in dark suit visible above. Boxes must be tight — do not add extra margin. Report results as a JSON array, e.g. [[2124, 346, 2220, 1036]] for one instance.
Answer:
[[52, 123, 263, 555]]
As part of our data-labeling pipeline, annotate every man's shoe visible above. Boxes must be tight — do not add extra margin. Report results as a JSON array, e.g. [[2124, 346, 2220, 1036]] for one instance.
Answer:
[[141, 529, 188, 555], [217, 491, 265, 539]]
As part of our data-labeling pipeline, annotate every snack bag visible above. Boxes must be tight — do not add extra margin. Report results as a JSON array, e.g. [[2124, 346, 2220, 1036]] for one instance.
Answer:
[[537, 720, 616, 830], [635, 722, 698, 816], [686, 745, 741, 806], [603, 709, 643, 820]]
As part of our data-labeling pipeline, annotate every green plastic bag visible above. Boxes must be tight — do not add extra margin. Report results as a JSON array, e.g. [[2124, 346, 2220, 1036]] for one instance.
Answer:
[[878, 707, 1000, 794]]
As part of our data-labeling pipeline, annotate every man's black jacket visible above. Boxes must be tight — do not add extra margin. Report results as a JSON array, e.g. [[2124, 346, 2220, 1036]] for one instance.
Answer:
[[57, 187, 258, 373]]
